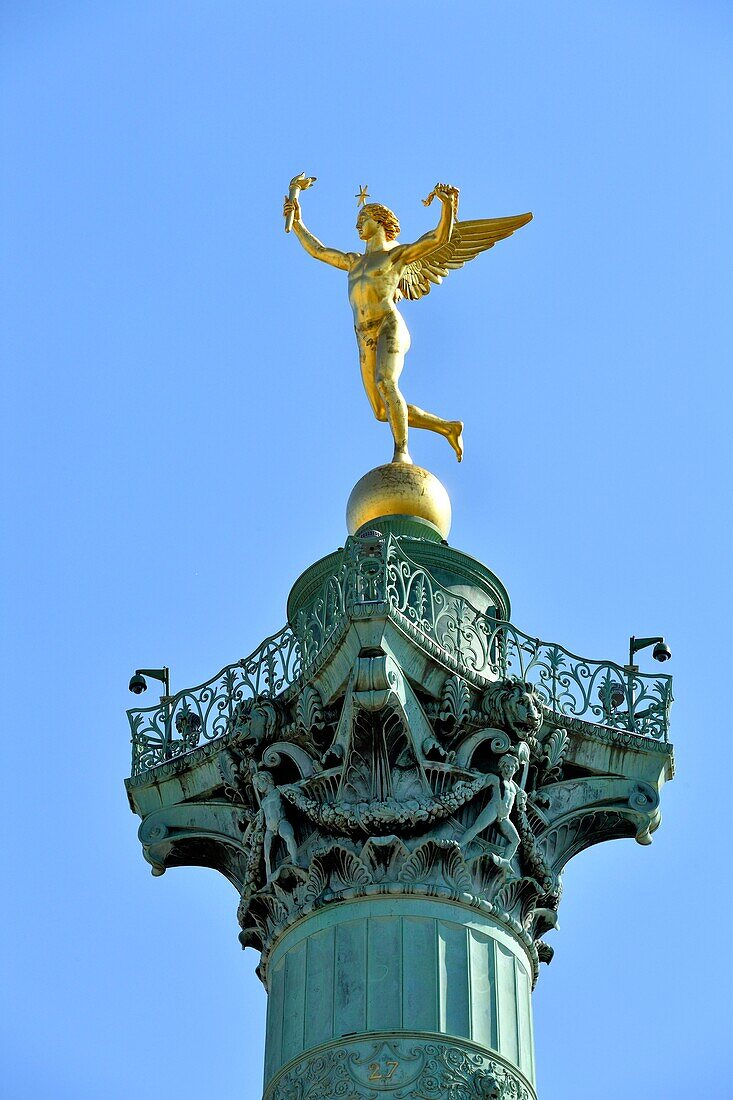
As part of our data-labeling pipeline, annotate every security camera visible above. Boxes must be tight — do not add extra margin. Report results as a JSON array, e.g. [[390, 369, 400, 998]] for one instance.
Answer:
[[357, 528, 383, 556], [128, 673, 148, 694], [628, 635, 672, 668], [128, 667, 169, 696]]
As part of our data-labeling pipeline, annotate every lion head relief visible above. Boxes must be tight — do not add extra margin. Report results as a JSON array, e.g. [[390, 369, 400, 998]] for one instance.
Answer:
[[482, 677, 544, 750], [229, 697, 281, 747]]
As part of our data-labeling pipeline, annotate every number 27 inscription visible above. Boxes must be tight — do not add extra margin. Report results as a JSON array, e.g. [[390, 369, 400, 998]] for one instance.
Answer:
[[368, 1061, 399, 1081]]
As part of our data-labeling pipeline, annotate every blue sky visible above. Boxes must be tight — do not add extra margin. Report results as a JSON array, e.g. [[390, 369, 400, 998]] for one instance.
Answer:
[[1, 2, 731, 1097]]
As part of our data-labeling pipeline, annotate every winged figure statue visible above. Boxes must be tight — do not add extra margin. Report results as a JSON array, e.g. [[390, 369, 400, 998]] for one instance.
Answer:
[[283, 179, 531, 464]]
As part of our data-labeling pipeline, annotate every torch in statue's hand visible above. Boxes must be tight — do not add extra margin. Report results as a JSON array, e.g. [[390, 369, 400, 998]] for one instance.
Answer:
[[422, 182, 460, 217], [284, 172, 317, 233]]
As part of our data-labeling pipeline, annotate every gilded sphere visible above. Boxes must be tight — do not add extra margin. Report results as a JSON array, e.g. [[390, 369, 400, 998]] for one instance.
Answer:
[[346, 464, 452, 539]]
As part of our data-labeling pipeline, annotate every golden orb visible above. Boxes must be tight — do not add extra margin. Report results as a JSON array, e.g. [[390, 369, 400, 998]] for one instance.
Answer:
[[346, 463, 452, 540]]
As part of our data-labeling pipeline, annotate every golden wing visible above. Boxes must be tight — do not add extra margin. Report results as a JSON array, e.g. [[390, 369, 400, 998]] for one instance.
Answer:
[[397, 213, 533, 302]]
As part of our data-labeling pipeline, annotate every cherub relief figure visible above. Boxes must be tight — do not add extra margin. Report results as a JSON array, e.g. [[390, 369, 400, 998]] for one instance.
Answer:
[[462, 753, 526, 868], [283, 179, 531, 465], [250, 762, 299, 880]]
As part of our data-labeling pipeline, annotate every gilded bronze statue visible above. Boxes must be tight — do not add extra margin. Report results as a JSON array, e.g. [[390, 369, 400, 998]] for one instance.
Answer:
[[283, 176, 532, 465]]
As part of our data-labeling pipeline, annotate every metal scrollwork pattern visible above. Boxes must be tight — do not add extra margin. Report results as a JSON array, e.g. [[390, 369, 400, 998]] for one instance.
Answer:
[[499, 627, 673, 741], [129, 536, 672, 778], [128, 626, 301, 775], [266, 1038, 534, 1100], [295, 535, 672, 741]]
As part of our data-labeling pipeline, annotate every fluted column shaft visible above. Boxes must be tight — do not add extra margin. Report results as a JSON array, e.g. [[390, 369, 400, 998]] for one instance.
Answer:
[[263, 897, 536, 1100]]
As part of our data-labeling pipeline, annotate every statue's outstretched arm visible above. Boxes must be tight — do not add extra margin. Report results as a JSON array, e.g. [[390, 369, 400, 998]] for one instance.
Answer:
[[283, 195, 355, 272], [396, 183, 458, 266]]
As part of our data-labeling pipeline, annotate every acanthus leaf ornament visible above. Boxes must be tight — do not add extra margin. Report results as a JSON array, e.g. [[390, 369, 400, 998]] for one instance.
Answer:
[[438, 673, 472, 735], [128, 525, 672, 1004], [295, 683, 325, 738], [540, 727, 569, 784]]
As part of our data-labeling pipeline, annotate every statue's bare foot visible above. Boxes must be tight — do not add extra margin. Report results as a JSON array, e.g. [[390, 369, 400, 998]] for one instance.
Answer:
[[392, 447, 414, 465], [447, 421, 464, 462]]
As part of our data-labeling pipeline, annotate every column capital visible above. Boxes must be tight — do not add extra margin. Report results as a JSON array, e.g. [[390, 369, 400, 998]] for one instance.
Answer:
[[126, 529, 673, 986]]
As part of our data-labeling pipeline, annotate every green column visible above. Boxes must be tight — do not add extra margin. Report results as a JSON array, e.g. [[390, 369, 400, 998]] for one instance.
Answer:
[[263, 898, 535, 1100], [126, 518, 674, 1100]]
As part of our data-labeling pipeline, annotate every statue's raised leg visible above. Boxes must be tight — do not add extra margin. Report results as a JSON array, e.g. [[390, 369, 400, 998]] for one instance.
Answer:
[[407, 404, 464, 462]]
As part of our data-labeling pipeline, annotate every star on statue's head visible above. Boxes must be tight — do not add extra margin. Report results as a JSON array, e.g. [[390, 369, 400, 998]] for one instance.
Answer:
[[355, 185, 370, 208]]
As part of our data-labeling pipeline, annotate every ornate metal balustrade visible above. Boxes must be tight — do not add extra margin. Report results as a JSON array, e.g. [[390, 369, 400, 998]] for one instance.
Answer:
[[128, 626, 301, 776], [129, 536, 672, 778], [499, 622, 672, 740], [295, 535, 673, 741]]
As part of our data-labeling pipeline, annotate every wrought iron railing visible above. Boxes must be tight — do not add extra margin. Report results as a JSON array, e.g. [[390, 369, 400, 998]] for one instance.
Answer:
[[498, 622, 673, 740], [129, 535, 672, 777], [128, 626, 301, 776], [295, 535, 673, 741]]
